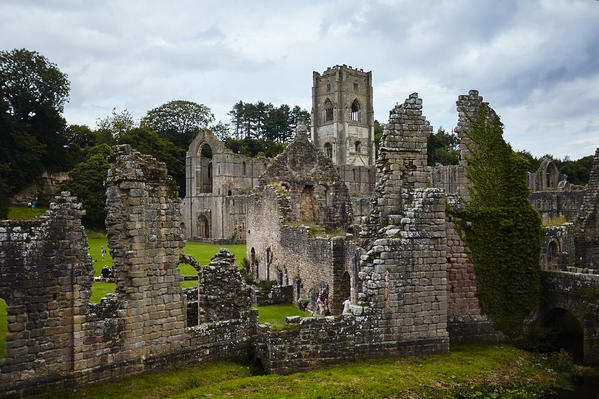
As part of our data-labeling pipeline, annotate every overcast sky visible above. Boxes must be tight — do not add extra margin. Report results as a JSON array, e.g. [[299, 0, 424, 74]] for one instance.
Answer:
[[2, 0, 598, 159]]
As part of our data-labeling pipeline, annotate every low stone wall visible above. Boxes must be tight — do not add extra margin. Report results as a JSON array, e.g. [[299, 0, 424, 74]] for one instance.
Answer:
[[252, 285, 294, 306], [256, 315, 355, 375], [447, 317, 505, 344]]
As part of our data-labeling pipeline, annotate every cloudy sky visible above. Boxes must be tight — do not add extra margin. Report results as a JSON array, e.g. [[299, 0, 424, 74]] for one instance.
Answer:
[[2, 0, 598, 159]]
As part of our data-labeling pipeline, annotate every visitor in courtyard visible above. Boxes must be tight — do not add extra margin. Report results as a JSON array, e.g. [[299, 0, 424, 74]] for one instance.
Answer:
[[343, 297, 352, 314], [101, 246, 106, 261], [316, 286, 329, 316]]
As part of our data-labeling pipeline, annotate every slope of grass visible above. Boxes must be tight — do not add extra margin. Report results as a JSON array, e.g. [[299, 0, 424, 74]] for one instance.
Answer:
[[7, 204, 48, 220], [257, 304, 309, 325], [35, 344, 567, 399], [0, 298, 6, 359]]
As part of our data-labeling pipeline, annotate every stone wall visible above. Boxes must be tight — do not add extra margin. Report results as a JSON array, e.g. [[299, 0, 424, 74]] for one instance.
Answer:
[[247, 186, 360, 315], [529, 190, 585, 224], [256, 314, 355, 374], [0, 192, 93, 395], [0, 146, 257, 398], [252, 285, 294, 307], [9, 170, 70, 205], [542, 224, 576, 271], [575, 148, 599, 269]]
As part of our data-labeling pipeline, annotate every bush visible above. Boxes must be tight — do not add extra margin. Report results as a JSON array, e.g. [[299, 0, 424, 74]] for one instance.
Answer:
[[257, 280, 276, 294]]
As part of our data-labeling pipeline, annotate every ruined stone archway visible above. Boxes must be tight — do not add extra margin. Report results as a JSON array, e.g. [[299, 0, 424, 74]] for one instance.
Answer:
[[547, 240, 560, 271], [197, 143, 213, 193], [542, 307, 584, 362]]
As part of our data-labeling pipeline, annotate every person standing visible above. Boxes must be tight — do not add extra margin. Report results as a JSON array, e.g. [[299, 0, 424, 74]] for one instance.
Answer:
[[101, 246, 106, 262]]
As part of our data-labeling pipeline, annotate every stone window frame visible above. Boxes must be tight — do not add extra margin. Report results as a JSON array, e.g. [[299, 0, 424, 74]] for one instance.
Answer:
[[324, 143, 333, 159], [354, 141, 361, 153], [324, 99, 334, 122], [350, 99, 360, 122]]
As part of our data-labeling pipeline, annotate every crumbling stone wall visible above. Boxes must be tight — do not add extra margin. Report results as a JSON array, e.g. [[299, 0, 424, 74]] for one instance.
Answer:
[[0, 193, 93, 396], [198, 249, 252, 322], [256, 314, 355, 374], [575, 149, 599, 269], [259, 122, 352, 232], [542, 224, 575, 271], [0, 146, 257, 398]]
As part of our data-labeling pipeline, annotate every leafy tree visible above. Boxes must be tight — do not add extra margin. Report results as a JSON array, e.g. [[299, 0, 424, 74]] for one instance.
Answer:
[[452, 104, 542, 340], [140, 100, 214, 147], [555, 155, 593, 185], [211, 121, 232, 141], [0, 48, 69, 121], [65, 124, 96, 148], [427, 128, 459, 166], [223, 137, 286, 159], [96, 108, 135, 138], [514, 150, 541, 173], [61, 145, 113, 228], [117, 128, 186, 196]]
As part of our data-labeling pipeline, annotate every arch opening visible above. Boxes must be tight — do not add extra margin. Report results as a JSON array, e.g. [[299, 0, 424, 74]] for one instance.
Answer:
[[354, 141, 361, 152], [336, 271, 351, 315], [547, 240, 560, 270], [299, 185, 316, 221], [541, 308, 584, 363]]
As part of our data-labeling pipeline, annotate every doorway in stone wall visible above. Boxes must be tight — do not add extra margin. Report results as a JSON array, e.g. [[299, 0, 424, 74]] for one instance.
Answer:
[[299, 185, 316, 221], [336, 271, 351, 314], [197, 214, 210, 238]]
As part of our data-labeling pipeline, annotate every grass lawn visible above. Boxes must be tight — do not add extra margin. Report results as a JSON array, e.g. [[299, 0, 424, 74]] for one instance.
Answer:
[[0, 298, 6, 359], [7, 204, 48, 220], [86, 232, 246, 303], [35, 344, 571, 399], [256, 304, 309, 325]]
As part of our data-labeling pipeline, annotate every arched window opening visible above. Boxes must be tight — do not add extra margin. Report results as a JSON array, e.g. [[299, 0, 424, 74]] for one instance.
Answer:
[[0, 298, 7, 359], [352, 168, 356, 181], [351, 99, 360, 121], [198, 143, 213, 194], [324, 99, 334, 122], [197, 214, 210, 238], [353, 82, 359, 92], [324, 143, 333, 159], [242, 161, 247, 176], [354, 141, 361, 152], [251, 247, 257, 277]]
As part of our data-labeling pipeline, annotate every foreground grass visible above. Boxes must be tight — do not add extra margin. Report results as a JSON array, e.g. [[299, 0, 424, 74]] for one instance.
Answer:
[[86, 233, 246, 303], [0, 298, 6, 359], [7, 204, 48, 220], [257, 304, 309, 325], [36, 344, 567, 399]]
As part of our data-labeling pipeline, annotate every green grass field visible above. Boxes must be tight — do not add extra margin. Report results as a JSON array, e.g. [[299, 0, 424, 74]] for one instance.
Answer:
[[0, 298, 6, 359], [34, 344, 569, 399], [86, 233, 246, 303], [256, 304, 309, 325], [7, 205, 48, 220]]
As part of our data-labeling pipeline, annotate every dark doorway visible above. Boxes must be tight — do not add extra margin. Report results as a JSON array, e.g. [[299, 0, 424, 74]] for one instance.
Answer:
[[542, 308, 584, 363]]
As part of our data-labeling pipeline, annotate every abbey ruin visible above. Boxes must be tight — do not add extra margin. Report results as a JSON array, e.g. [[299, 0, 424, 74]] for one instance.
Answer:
[[2, 65, 599, 397]]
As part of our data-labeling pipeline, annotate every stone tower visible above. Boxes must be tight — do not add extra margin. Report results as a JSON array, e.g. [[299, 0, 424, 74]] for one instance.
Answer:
[[311, 65, 375, 167]]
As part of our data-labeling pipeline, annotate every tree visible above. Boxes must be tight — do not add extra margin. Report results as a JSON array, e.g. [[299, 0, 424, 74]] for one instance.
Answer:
[[427, 128, 459, 166], [211, 121, 231, 141], [96, 108, 135, 138], [117, 128, 186, 196], [452, 104, 542, 339], [0, 48, 70, 121], [141, 100, 214, 147], [61, 145, 113, 228]]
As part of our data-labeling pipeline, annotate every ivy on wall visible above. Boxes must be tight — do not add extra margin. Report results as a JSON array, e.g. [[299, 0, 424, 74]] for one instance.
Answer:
[[453, 104, 543, 339]]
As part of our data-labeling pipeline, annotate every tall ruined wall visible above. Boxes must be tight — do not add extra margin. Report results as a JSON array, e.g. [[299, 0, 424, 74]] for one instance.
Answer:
[[575, 149, 599, 269], [0, 193, 93, 395], [354, 188, 449, 357], [529, 190, 585, 224]]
